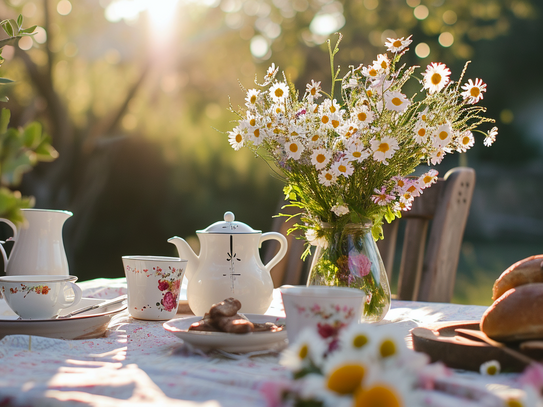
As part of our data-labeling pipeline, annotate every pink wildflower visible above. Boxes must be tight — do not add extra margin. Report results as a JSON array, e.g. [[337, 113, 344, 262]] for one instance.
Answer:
[[372, 187, 394, 206], [348, 253, 372, 277]]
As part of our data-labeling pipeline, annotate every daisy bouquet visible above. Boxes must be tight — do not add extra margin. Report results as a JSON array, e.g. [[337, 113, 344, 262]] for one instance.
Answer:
[[228, 34, 496, 316]]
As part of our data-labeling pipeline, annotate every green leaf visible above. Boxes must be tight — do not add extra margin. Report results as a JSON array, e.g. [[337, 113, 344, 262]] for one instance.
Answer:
[[8, 20, 19, 36], [0, 78, 14, 84], [19, 26, 37, 34], [33, 139, 58, 161], [23, 122, 41, 148], [0, 96, 8, 103], [0, 108, 11, 134], [16, 15, 23, 29], [3, 22, 14, 37]]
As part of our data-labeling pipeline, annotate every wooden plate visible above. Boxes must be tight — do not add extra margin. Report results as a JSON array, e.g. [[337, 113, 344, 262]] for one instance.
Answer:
[[411, 321, 536, 372]]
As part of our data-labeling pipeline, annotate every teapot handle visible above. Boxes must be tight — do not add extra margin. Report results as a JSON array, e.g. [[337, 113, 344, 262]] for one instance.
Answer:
[[260, 232, 288, 273], [0, 218, 17, 274]]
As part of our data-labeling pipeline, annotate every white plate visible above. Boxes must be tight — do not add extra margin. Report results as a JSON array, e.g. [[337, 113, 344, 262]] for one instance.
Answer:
[[163, 314, 287, 353], [0, 297, 127, 340]]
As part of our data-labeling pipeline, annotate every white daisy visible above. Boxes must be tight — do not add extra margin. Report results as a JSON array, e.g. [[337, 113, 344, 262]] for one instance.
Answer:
[[347, 141, 370, 163], [322, 350, 370, 396], [484, 126, 498, 147], [430, 148, 446, 165], [418, 169, 438, 189], [431, 122, 453, 148], [269, 82, 289, 102], [338, 323, 377, 356], [456, 130, 475, 152], [306, 79, 322, 99], [280, 327, 327, 372], [264, 63, 279, 83], [373, 54, 390, 73], [311, 148, 331, 170], [247, 126, 264, 146], [461, 78, 487, 104], [339, 122, 360, 140], [361, 64, 382, 79], [355, 367, 421, 407], [385, 90, 411, 113], [318, 169, 337, 186], [331, 204, 349, 217], [418, 106, 430, 123], [331, 159, 354, 178], [413, 121, 429, 143], [228, 126, 245, 151], [329, 112, 344, 130], [351, 105, 374, 126], [305, 229, 329, 249], [269, 103, 285, 116], [297, 373, 351, 407], [245, 89, 260, 110], [385, 35, 413, 53], [423, 62, 451, 94], [370, 325, 413, 364], [480, 360, 501, 376], [393, 198, 413, 212], [285, 138, 304, 160], [307, 130, 324, 147], [403, 178, 422, 198], [371, 136, 399, 164], [322, 98, 342, 114]]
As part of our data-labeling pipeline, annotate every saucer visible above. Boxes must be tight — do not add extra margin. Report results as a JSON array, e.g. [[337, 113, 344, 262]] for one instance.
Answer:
[[0, 297, 127, 340], [163, 314, 287, 353]]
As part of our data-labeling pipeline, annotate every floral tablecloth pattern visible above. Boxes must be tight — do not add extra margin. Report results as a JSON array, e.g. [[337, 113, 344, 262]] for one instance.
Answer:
[[0, 278, 519, 406]]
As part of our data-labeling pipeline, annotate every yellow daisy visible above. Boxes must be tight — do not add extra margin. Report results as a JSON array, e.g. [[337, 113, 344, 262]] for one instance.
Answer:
[[423, 62, 451, 94]]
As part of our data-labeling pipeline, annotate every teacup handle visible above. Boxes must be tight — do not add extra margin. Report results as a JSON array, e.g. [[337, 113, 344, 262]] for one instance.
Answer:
[[0, 218, 17, 273], [60, 282, 83, 308], [260, 232, 288, 273]]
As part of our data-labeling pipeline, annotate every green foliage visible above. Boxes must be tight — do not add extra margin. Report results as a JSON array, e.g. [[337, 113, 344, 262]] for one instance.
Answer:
[[0, 16, 57, 224]]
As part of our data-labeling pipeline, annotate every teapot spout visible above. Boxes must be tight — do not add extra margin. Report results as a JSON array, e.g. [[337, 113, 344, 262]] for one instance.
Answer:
[[168, 237, 198, 280]]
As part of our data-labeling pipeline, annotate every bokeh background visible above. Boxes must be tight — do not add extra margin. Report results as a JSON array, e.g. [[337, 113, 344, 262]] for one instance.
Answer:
[[0, 0, 542, 305]]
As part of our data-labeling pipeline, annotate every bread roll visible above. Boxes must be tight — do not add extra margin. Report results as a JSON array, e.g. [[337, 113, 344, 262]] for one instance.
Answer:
[[481, 283, 543, 342], [492, 255, 543, 301]]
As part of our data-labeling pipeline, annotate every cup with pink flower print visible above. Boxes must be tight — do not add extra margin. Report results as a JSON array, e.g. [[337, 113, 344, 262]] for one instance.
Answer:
[[280, 285, 366, 348], [122, 256, 187, 320]]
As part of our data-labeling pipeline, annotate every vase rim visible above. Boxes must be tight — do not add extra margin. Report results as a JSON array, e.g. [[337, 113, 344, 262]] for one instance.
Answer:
[[321, 221, 373, 229]]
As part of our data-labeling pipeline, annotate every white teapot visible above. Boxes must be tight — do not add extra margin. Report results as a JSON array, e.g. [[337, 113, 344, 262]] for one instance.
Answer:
[[168, 211, 288, 316]]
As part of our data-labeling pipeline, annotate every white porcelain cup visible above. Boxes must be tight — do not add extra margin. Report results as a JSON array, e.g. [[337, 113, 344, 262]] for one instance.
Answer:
[[122, 256, 187, 320], [280, 285, 366, 344], [0, 275, 82, 319]]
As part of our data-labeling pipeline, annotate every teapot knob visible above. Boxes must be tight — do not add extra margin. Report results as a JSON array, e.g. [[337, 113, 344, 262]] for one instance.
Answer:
[[224, 211, 235, 222]]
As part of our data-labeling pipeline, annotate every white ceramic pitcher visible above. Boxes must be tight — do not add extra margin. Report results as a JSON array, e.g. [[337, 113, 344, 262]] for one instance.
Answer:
[[0, 209, 73, 276]]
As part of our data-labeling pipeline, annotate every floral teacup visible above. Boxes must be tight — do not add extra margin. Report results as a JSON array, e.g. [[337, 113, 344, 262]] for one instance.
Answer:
[[122, 256, 187, 320], [0, 275, 82, 319], [280, 285, 366, 346]]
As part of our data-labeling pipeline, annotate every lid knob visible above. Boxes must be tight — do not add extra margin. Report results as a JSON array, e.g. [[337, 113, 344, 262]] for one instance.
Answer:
[[224, 211, 235, 222]]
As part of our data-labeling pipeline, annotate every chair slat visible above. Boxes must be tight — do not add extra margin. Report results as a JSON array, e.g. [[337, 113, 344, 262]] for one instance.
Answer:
[[396, 218, 429, 300]]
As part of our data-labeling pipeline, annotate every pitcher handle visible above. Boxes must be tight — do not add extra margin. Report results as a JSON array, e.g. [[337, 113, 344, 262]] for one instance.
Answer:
[[0, 218, 17, 273], [260, 232, 288, 273]]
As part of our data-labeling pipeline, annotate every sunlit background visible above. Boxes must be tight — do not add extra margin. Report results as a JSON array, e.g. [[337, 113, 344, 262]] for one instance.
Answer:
[[0, 0, 542, 305]]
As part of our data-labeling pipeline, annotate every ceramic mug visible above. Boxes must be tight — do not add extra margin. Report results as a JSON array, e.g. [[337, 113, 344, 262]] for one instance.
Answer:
[[280, 285, 366, 344], [0, 275, 82, 319], [122, 256, 187, 320]]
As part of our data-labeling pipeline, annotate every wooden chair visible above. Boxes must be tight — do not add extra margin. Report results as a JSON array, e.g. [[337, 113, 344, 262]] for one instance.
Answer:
[[263, 167, 475, 303]]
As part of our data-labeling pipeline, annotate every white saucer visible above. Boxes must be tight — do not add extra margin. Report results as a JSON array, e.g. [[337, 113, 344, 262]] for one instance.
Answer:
[[163, 314, 287, 353], [0, 297, 127, 340]]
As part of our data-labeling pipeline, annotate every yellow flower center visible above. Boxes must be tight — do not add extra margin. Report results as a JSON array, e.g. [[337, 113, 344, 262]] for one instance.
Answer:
[[380, 339, 396, 358], [439, 131, 449, 140], [275, 107, 282, 114], [338, 164, 347, 173], [311, 134, 319, 142], [330, 106, 336, 113], [298, 344, 308, 359], [250, 119, 256, 126], [378, 143, 390, 153], [275, 88, 284, 98], [322, 115, 330, 124], [391, 97, 403, 106], [369, 68, 378, 77], [431, 72, 442, 85], [353, 334, 368, 348], [289, 143, 298, 153], [354, 384, 401, 407], [421, 114, 427, 121], [463, 136, 470, 145], [325, 173, 333, 181], [332, 120, 340, 128], [393, 40, 402, 48], [367, 90, 374, 97], [397, 180, 405, 187], [417, 128, 426, 137], [381, 60, 388, 69], [423, 175, 433, 184], [250, 95, 257, 104], [358, 112, 367, 121], [470, 87, 480, 97], [311, 88, 316, 96], [316, 154, 326, 163], [506, 399, 523, 407], [253, 128, 260, 138], [235, 134, 242, 143], [352, 151, 362, 158], [326, 364, 365, 395], [486, 365, 498, 375]]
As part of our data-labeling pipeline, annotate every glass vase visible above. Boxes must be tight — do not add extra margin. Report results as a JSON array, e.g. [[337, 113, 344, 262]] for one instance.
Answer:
[[307, 223, 391, 322]]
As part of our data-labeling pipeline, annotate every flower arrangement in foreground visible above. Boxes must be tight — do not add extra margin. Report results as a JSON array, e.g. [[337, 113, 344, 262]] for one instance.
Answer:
[[278, 324, 537, 407], [227, 33, 497, 319]]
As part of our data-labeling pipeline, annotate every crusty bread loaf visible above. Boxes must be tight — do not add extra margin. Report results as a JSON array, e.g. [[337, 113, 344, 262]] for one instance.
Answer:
[[481, 283, 543, 342], [492, 255, 543, 301]]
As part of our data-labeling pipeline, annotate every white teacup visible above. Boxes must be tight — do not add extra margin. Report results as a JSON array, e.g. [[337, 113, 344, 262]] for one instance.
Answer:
[[280, 285, 366, 344], [0, 275, 82, 319], [122, 256, 187, 320]]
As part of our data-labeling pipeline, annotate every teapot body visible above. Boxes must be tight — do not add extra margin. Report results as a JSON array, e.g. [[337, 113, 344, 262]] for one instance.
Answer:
[[187, 232, 274, 316], [1, 209, 73, 276]]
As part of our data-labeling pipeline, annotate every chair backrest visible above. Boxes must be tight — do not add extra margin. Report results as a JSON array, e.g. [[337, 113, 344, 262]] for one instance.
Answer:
[[264, 167, 475, 303]]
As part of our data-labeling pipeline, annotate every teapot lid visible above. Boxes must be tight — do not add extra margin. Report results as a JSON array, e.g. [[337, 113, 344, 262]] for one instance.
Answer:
[[198, 211, 261, 234]]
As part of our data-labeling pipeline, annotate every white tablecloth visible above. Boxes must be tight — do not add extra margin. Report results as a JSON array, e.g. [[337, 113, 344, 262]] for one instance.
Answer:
[[0, 278, 526, 406]]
